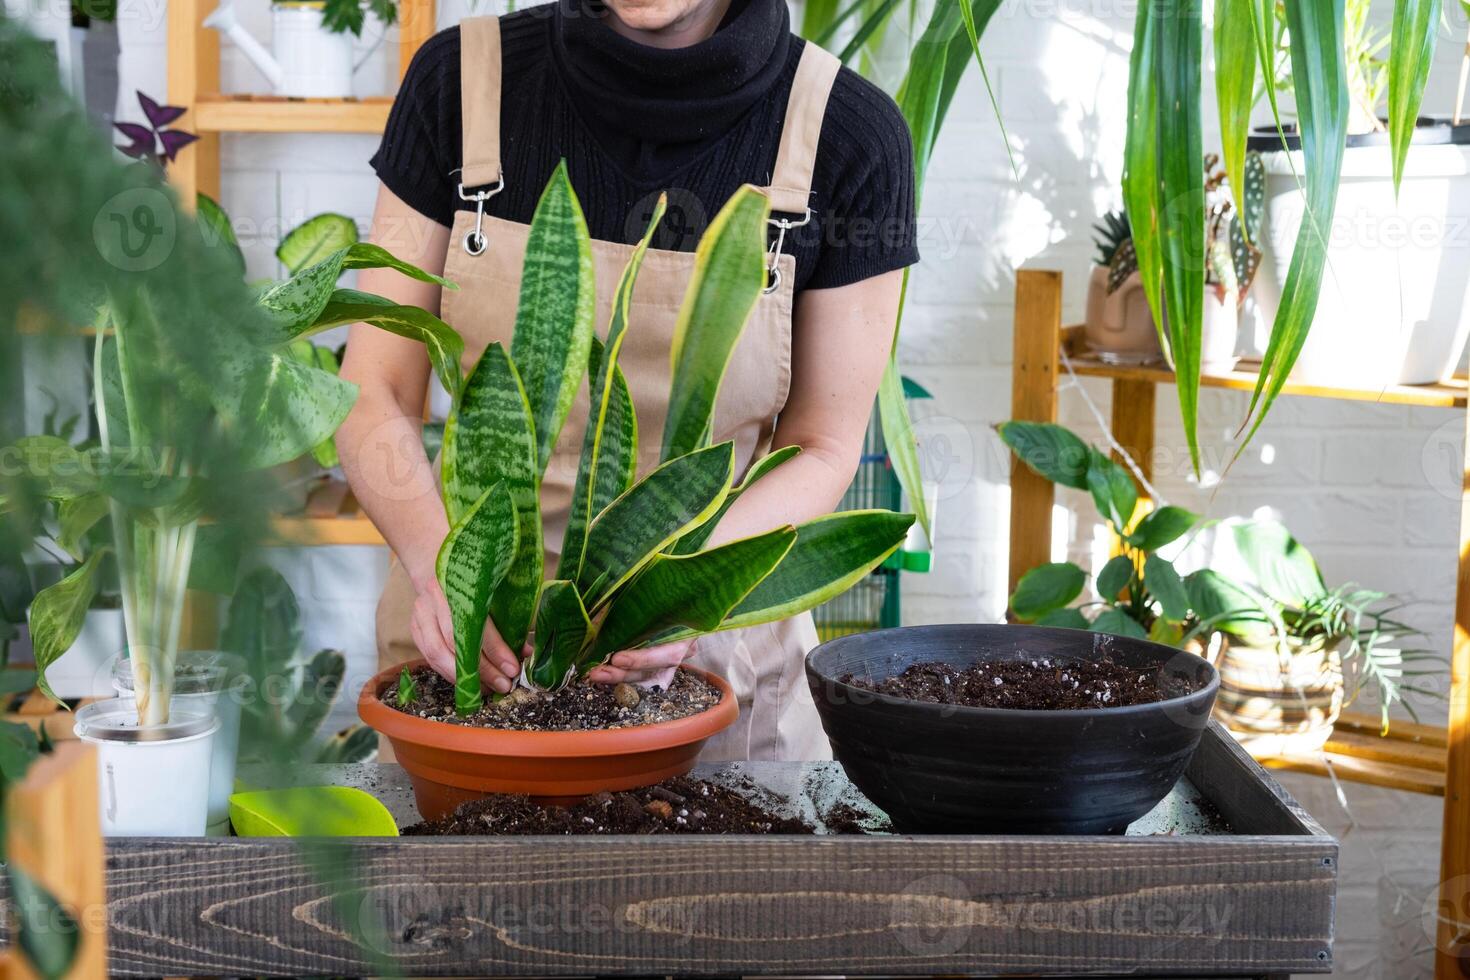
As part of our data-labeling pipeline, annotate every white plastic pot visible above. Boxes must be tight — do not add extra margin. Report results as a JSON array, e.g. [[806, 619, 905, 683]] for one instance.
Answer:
[[113, 653, 243, 837], [1249, 126, 1470, 386], [73, 699, 217, 837]]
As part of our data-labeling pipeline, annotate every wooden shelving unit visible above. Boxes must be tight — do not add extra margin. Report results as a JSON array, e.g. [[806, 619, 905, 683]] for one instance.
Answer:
[[1011, 268, 1470, 977]]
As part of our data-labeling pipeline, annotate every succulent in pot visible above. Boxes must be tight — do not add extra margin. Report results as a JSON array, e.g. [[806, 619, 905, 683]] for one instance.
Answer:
[[359, 164, 914, 818], [1082, 209, 1163, 365]]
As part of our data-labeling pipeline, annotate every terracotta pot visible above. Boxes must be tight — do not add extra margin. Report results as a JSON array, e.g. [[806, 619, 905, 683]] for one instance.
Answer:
[[358, 660, 739, 821], [1212, 636, 1343, 754], [1083, 266, 1164, 365]]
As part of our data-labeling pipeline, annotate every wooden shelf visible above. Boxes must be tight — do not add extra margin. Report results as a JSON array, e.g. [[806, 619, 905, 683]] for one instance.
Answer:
[[192, 94, 393, 133], [267, 478, 384, 546], [1246, 711, 1449, 796], [1062, 325, 1469, 408]]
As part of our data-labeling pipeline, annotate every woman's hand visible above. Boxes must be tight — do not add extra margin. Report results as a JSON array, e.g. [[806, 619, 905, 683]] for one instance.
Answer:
[[409, 577, 524, 694], [586, 638, 697, 689]]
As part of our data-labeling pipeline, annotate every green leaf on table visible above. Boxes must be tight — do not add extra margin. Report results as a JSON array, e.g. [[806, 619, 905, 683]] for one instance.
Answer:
[[510, 161, 597, 476], [1232, 519, 1325, 606], [591, 526, 796, 660], [1090, 607, 1149, 640], [1128, 505, 1199, 552], [1084, 450, 1138, 531], [441, 343, 541, 650], [559, 196, 665, 582], [526, 580, 592, 691], [277, 213, 358, 275], [671, 445, 800, 555], [1096, 554, 1135, 600], [1387, 0, 1439, 193], [1036, 607, 1090, 631], [577, 442, 736, 610], [228, 786, 398, 837], [1010, 561, 1086, 621], [996, 421, 1091, 490], [27, 548, 106, 704], [662, 186, 770, 463], [436, 483, 518, 716], [1143, 554, 1189, 622]]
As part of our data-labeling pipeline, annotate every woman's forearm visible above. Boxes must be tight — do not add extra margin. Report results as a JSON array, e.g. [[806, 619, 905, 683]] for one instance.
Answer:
[[336, 388, 448, 589], [703, 437, 857, 548]]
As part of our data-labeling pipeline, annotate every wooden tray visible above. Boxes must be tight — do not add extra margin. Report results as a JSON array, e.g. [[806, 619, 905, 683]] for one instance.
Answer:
[[96, 722, 1335, 977]]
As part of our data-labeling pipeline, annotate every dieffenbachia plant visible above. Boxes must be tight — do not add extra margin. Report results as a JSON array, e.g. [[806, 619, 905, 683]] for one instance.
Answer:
[[22, 208, 462, 726], [436, 163, 915, 714]]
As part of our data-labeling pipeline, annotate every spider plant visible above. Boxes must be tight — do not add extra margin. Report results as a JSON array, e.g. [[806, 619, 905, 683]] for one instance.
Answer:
[[435, 163, 915, 714]]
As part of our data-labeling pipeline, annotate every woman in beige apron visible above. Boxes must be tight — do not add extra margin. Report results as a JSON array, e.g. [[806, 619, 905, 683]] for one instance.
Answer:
[[338, 0, 916, 762]]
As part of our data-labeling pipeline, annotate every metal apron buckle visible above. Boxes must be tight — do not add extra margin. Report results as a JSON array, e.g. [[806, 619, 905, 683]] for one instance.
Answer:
[[764, 208, 812, 294], [454, 170, 506, 256]]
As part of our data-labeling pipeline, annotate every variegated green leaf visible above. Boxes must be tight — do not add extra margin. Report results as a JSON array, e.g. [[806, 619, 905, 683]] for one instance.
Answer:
[[255, 242, 455, 341], [671, 444, 800, 555], [274, 288, 464, 396], [577, 441, 736, 610], [57, 492, 108, 560], [28, 548, 107, 704], [8, 436, 97, 500], [559, 197, 666, 581], [713, 510, 913, 633], [558, 338, 637, 577], [277, 213, 358, 275], [662, 186, 770, 462], [526, 580, 591, 691], [591, 526, 797, 661], [442, 343, 541, 650], [436, 483, 518, 716], [283, 340, 342, 467], [211, 346, 357, 471], [511, 161, 597, 475]]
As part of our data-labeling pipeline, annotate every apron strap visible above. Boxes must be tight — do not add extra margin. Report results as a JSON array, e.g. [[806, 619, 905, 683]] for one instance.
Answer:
[[459, 15, 503, 189], [760, 41, 841, 216]]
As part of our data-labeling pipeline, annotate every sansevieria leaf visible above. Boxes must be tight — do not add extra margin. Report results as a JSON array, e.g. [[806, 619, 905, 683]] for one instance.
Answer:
[[671, 444, 800, 554], [577, 441, 736, 610], [295, 288, 465, 396], [591, 526, 797, 660], [442, 343, 542, 650], [436, 483, 518, 716], [527, 580, 592, 690], [511, 160, 597, 475], [559, 338, 638, 575], [662, 186, 770, 462], [712, 510, 913, 633], [559, 196, 666, 581], [28, 548, 108, 704], [1387, 0, 1439, 192]]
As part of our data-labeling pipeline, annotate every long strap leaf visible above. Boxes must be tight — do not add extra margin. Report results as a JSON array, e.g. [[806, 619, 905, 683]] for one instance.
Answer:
[[441, 343, 541, 649], [526, 580, 591, 691], [662, 186, 770, 463], [1238, 0, 1348, 454], [590, 527, 797, 662], [1123, 2, 1165, 351], [435, 482, 518, 716], [509, 160, 597, 475], [1387, 0, 1440, 192], [671, 444, 800, 555], [1215, 0, 1258, 222], [558, 196, 667, 581]]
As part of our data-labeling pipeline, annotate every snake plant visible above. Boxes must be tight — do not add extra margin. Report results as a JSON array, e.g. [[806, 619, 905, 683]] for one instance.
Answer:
[[437, 163, 915, 714]]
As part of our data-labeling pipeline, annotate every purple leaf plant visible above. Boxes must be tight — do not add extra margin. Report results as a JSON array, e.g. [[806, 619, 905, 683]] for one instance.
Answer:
[[114, 92, 198, 169]]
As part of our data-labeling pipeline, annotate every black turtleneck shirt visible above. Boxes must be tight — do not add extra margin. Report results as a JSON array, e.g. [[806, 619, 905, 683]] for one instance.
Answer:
[[370, 0, 919, 292]]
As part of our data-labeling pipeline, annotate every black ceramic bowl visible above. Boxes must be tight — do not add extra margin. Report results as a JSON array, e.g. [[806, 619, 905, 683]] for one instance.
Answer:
[[806, 624, 1219, 835]]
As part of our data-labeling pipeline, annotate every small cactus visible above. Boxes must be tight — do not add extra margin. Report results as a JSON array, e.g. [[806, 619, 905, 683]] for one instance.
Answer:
[[1091, 210, 1132, 267]]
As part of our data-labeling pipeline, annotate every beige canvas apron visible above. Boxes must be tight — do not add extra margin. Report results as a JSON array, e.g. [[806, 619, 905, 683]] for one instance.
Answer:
[[376, 15, 838, 762]]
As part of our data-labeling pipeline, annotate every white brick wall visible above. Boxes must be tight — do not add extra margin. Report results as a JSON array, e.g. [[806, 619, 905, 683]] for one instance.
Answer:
[[101, 1, 1470, 971]]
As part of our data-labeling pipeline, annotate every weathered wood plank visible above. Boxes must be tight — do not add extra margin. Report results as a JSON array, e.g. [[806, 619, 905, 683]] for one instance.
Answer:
[[99, 833, 1335, 977]]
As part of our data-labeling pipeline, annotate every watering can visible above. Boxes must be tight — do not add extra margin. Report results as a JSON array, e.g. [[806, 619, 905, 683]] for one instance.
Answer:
[[204, 0, 373, 99]]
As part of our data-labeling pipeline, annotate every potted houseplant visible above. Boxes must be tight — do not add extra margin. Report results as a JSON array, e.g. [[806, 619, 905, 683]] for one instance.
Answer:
[[1201, 151, 1266, 373], [1247, 0, 1470, 387], [1190, 519, 1435, 752], [204, 0, 398, 99], [359, 165, 915, 821], [1083, 210, 1164, 365]]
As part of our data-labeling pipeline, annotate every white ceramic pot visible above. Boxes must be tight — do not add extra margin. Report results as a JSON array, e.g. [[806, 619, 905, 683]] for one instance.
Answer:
[[38, 607, 124, 699], [113, 653, 243, 837], [1201, 288, 1241, 374], [73, 698, 218, 837], [1250, 126, 1470, 386]]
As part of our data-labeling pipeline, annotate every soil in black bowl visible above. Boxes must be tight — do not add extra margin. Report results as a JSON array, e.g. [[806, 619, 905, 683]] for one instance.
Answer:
[[402, 776, 823, 836], [843, 656, 1169, 710], [389, 666, 720, 731]]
